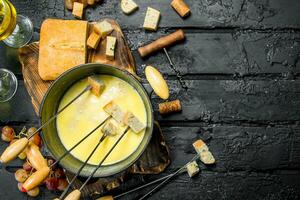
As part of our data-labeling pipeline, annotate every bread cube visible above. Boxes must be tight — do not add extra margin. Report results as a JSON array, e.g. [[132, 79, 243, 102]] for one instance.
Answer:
[[106, 36, 117, 60], [171, 0, 191, 18], [143, 7, 160, 31], [87, 32, 101, 49], [72, 2, 84, 19], [123, 112, 146, 133], [101, 121, 118, 136], [97, 196, 114, 200], [103, 101, 125, 124], [121, 0, 139, 14], [186, 161, 200, 177], [88, 76, 105, 96], [94, 20, 114, 38], [193, 139, 215, 165]]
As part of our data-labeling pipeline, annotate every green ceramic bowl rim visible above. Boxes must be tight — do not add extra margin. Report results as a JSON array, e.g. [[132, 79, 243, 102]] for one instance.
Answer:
[[39, 63, 153, 177]]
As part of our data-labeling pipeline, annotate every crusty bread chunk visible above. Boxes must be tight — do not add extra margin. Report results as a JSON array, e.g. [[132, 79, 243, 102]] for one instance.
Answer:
[[103, 101, 125, 124], [123, 112, 146, 133], [72, 2, 84, 19], [88, 76, 105, 96], [94, 20, 114, 38], [87, 32, 101, 49], [106, 36, 117, 61], [186, 161, 200, 177], [121, 0, 139, 14], [38, 19, 88, 80], [143, 7, 160, 31], [101, 121, 118, 136], [193, 139, 215, 164]]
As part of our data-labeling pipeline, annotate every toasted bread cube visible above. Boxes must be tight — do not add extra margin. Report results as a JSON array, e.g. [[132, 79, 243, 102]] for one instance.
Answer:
[[72, 2, 84, 19], [97, 196, 114, 200], [121, 0, 139, 14], [143, 7, 160, 31], [87, 32, 101, 49], [88, 76, 105, 96], [123, 112, 146, 133], [106, 36, 117, 61], [186, 161, 200, 177], [193, 139, 215, 165], [101, 121, 118, 136], [94, 20, 114, 38], [193, 140, 209, 155], [103, 101, 125, 124], [171, 0, 191, 18]]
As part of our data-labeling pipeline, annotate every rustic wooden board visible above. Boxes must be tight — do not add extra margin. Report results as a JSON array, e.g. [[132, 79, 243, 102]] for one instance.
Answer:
[[18, 19, 136, 115]]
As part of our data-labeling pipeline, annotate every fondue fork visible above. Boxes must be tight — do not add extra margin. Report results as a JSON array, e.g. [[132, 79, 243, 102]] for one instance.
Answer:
[[138, 155, 199, 200], [57, 121, 119, 200], [64, 112, 146, 200], [0, 76, 105, 164], [21, 116, 112, 192]]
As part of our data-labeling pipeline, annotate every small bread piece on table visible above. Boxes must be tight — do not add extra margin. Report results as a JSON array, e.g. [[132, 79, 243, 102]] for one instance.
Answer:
[[143, 7, 160, 31], [72, 2, 84, 19], [88, 76, 105, 96], [123, 112, 146, 133], [94, 20, 114, 38], [193, 139, 215, 165], [186, 161, 200, 177], [121, 0, 139, 14], [101, 121, 118, 136], [106, 36, 117, 61], [171, 0, 191, 18], [103, 101, 126, 124], [87, 32, 101, 49], [87, 0, 95, 5]]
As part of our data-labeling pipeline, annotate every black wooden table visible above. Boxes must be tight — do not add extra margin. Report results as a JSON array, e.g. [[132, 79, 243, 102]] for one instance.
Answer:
[[1, 0, 300, 199]]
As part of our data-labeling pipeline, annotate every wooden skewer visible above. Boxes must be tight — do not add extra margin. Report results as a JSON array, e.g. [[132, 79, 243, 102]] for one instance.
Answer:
[[0, 85, 92, 164]]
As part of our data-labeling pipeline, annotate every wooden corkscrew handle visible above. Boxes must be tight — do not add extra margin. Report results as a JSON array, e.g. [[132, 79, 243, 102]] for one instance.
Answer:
[[0, 138, 29, 163], [22, 166, 50, 192], [138, 29, 185, 58], [64, 189, 81, 200]]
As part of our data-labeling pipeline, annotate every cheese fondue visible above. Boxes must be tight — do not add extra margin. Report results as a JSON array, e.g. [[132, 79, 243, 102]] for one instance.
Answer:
[[56, 75, 147, 165]]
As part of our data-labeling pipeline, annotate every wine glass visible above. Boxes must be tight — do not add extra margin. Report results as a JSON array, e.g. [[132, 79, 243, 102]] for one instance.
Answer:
[[0, 68, 17, 102], [0, 0, 33, 48]]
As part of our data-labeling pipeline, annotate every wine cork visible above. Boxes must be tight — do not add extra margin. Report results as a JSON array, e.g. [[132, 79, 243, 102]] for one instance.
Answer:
[[171, 0, 190, 18], [159, 100, 182, 115]]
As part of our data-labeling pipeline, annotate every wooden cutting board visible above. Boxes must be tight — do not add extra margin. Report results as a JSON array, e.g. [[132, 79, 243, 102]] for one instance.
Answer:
[[18, 19, 137, 115]]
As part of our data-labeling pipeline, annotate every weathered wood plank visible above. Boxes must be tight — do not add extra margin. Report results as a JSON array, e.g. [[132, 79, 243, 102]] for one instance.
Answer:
[[160, 126, 300, 171], [2, 79, 300, 124], [130, 31, 300, 77], [11, 0, 300, 29]]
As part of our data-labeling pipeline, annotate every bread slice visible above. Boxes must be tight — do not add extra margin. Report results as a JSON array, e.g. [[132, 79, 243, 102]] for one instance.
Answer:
[[186, 161, 200, 177], [123, 112, 146, 133], [103, 101, 125, 124], [38, 19, 88, 80]]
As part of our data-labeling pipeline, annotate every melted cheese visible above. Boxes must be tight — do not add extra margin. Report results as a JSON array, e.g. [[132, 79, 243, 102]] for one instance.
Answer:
[[56, 75, 147, 165]]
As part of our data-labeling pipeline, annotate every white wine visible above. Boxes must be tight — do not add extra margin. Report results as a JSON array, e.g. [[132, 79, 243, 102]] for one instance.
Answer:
[[0, 0, 17, 41]]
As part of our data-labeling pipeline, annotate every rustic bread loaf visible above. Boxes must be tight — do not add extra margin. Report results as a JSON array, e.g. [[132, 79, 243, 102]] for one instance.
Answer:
[[38, 19, 88, 81]]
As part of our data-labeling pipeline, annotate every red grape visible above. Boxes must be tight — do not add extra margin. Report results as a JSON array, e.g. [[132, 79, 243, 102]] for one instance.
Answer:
[[27, 187, 40, 197], [45, 177, 59, 191], [15, 169, 29, 183], [1, 126, 15, 142]]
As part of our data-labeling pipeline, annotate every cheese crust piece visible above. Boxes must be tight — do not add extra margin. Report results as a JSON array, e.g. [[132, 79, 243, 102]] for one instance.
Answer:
[[143, 7, 160, 31], [121, 0, 139, 14], [106, 36, 117, 61], [193, 139, 215, 165], [94, 20, 114, 38], [123, 112, 146, 133], [103, 101, 125, 124], [72, 2, 84, 19], [88, 76, 105, 96], [38, 19, 88, 81], [87, 31, 101, 49], [186, 161, 200, 177]]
